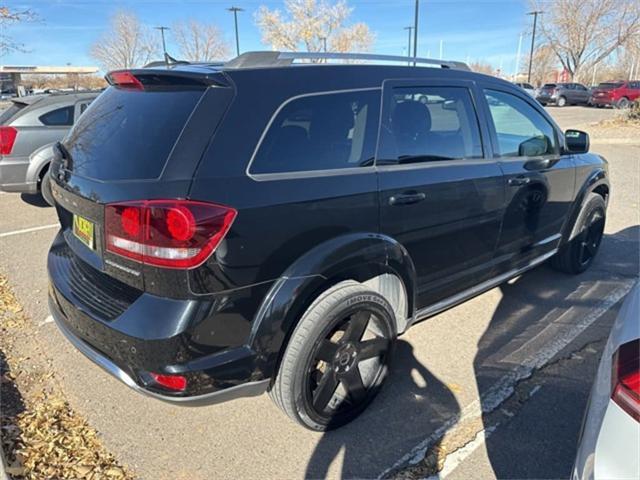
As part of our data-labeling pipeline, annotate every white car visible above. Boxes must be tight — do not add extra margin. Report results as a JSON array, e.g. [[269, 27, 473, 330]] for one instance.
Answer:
[[514, 82, 536, 96], [573, 283, 640, 480]]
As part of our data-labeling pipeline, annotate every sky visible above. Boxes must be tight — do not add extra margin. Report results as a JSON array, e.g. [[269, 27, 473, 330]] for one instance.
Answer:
[[4, 0, 534, 74]]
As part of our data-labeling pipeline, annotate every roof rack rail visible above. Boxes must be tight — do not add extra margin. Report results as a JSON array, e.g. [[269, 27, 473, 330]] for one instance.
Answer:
[[224, 51, 470, 71]]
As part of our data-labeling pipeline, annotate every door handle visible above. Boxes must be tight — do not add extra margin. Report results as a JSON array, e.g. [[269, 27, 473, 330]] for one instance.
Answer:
[[508, 176, 531, 187], [389, 192, 426, 206]]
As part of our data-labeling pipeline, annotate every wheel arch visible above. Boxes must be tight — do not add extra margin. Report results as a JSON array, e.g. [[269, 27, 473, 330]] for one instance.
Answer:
[[561, 167, 609, 243], [247, 232, 417, 380]]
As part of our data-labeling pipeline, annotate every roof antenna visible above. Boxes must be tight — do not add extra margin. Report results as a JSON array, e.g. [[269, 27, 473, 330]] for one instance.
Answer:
[[164, 52, 180, 68]]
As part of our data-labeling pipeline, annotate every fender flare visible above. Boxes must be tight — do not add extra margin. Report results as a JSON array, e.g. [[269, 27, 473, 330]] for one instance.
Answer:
[[561, 167, 609, 243], [26, 142, 56, 187], [247, 232, 417, 379]]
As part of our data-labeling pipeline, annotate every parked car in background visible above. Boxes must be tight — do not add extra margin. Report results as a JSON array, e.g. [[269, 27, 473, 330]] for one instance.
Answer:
[[47, 51, 610, 431], [0, 91, 98, 195], [514, 82, 535, 97], [590, 81, 640, 109], [536, 82, 591, 107], [573, 283, 639, 480]]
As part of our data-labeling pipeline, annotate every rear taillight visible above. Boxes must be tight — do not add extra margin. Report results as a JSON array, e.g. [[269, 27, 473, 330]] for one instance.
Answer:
[[0, 126, 18, 155], [611, 339, 640, 422], [105, 200, 236, 269]]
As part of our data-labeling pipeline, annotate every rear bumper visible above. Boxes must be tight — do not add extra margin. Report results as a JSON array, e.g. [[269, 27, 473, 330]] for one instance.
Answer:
[[590, 96, 613, 106], [49, 295, 269, 405], [47, 233, 273, 405], [536, 94, 555, 104], [0, 156, 37, 193]]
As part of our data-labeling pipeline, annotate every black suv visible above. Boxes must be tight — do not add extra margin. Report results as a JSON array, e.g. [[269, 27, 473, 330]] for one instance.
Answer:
[[47, 51, 609, 431]]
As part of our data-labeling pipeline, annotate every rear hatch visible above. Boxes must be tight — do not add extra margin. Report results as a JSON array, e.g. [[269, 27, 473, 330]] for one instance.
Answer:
[[49, 68, 234, 295], [591, 82, 623, 100], [539, 83, 557, 96]]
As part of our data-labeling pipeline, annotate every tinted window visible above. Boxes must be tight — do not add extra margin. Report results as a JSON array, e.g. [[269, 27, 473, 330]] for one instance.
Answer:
[[542, 83, 556, 89], [378, 86, 483, 164], [251, 89, 380, 174], [575, 84, 588, 91], [39, 106, 74, 126], [598, 82, 623, 90], [64, 87, 205, 181], [484, 89, 556, 157]]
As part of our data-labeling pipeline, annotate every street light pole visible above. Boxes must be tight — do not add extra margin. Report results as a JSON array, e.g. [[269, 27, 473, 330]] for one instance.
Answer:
[[404, 26, 413, 65], [526, 10, 543, 83], [227, 6, 244, 57], [154, 26, 169, 57], [413, 0, 419, 66]]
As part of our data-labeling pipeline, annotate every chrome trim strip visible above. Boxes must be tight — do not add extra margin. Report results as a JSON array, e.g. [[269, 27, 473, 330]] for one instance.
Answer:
[[50, 297, 269, 406], [411, 249, 558, 325], [245, 87, 381, 182], [277, 51, 470, 70]]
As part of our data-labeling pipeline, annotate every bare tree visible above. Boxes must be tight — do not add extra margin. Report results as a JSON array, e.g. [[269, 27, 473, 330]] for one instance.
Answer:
[[532, 0, 640, 79], [255, 0, 374, 55], [0, 5, 36, 54], [525, 44, 558, 86], [469, 61, 495, 76], [90, 10, 157, 71], [173, 20, 230, 61]]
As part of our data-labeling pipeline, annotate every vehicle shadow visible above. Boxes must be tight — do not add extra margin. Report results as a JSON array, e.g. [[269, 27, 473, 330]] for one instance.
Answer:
[[305, 340, 460, 479], [20, 192, 50, 208], [0, 348, 26, 470], [476, 226, 639, 479]]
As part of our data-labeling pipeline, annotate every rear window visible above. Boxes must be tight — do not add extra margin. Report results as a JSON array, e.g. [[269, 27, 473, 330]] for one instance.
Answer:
[[64, 87, 204, 181], [0, 103, 25, 125], [597, 82, 623, 89], [542, 84, 556, 89], [39, 105, 74, 126]]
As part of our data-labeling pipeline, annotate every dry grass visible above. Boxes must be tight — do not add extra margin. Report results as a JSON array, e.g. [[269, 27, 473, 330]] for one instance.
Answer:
[[0, 275, 133, 479]]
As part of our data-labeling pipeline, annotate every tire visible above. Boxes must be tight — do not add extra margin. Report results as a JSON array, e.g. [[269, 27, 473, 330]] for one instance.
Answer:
[[551, 193, 606, 274], [616, 97, 630, 109], [557, 96, 567, 107], [40, 170, 55, 207], [270, 282, 396, 431]]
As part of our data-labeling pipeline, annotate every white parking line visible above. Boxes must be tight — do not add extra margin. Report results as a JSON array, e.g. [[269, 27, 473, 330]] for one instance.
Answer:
[[0, 224, 59, 238], [378, 278, 637, 479]]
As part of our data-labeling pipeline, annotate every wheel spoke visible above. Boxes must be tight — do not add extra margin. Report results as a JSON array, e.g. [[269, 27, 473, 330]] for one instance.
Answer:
[[358, 338, 388, 360], [316, 339, 339, 363], [312, 370, 339, 412], [343, 311, 370, 342], [342, 368, 366, 404]]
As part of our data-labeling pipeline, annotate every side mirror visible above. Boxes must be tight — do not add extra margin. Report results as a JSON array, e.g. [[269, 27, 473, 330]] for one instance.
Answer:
[[564, 129, 589, 154], [518, 136, 549, 157]]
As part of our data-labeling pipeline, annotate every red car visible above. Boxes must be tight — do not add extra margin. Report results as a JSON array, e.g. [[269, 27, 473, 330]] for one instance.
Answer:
[[590, 80, 640, 108]]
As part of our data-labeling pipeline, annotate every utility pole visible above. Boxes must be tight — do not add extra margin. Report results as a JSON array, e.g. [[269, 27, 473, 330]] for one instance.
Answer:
[[526, 10, 543, 83], [404, 26, 413, 65], [227, 6, 244, 57], [154, 26, 169, 57], [320, 37, 327, 52], [413, 0, 419, 66]]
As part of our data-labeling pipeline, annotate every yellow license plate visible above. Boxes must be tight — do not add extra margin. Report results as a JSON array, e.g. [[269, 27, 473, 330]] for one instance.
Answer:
[[73, 214, 94, 250]]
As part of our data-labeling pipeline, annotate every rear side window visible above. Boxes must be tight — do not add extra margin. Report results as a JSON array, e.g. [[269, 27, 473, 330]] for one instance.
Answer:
[[378, 86, 483, 164], [250, 89, 380, 175], [64, 87, 205, 181], [39, 106, 74, 126], [484, 89, 557, 157]]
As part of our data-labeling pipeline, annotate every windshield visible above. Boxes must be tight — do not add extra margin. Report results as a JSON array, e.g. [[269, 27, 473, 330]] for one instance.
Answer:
[[63, 86, 205, 181]]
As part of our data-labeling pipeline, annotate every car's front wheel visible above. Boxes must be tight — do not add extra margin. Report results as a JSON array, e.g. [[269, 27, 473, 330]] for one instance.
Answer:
[[270, 282, 396, 431], [551, 193, 606, 274]]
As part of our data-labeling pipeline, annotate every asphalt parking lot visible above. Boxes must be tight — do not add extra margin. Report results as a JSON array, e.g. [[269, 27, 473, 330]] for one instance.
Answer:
[[0, 106, 638, 479]]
